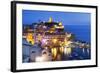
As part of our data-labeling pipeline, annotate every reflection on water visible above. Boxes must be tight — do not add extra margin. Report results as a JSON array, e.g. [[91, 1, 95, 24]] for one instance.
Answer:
[[22, 41, 90, 63]]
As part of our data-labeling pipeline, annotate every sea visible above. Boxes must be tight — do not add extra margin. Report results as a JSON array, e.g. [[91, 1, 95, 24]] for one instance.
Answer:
[[63, 25, 91, 60], [64, 25, 91, 42]]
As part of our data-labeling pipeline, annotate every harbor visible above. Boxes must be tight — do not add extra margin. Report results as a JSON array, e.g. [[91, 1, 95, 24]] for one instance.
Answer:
[[22, 17, 91, 63]]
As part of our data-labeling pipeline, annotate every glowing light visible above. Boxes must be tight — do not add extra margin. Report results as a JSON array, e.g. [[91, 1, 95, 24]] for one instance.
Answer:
[[54, 25, 57, 28], [37, 34, 42, 41], [51, 48, 57, 59], [26, 33, 34, 45], [60, 47, 64, 53], [51, 48, 54, 55], [64, 47, 72, 55], [49, 31, 53, 33], [43, 26, 47, 29], [59, 22, 62, 26], [55, 26, 64, 29], [42, 39, 47, 44], [53, 48, 57, 58], [52, 39, 57, 44], [49, 27, 55, 33], [67, 34, 72, 38], [82, 48, 85, 53], [64, 39, 72, 47]]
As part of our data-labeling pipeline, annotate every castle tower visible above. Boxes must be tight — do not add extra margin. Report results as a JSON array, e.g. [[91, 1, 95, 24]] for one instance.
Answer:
[[49, 17, 53, 22]]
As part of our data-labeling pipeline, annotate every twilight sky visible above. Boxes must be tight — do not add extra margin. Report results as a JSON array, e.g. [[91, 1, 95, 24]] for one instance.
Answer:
[[22, 10, 91, 25]]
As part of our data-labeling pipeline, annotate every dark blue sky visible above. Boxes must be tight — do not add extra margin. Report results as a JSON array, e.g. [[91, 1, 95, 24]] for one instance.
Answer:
[[22, 10, 91, 42], [22, 10, 90, 25]]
